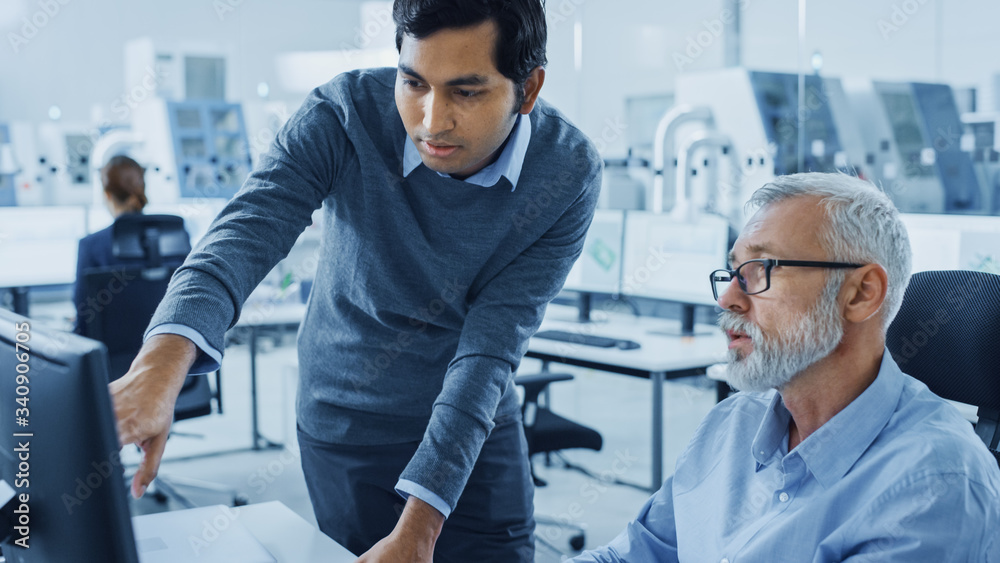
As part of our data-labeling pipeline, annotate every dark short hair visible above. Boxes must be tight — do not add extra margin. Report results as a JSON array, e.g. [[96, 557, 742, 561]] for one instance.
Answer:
[[393, 0, 547, 107]]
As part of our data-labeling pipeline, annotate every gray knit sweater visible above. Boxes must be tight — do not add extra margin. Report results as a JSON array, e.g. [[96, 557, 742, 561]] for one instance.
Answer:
[[148, 67, 602, 510]]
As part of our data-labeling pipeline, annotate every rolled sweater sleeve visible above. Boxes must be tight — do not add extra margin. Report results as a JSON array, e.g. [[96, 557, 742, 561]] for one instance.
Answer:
[[398, 155, 602, 511], [145, 93, 344, 355]]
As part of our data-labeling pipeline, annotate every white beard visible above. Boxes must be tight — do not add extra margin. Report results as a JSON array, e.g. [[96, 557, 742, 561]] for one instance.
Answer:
[[718, 275, 845, 393]]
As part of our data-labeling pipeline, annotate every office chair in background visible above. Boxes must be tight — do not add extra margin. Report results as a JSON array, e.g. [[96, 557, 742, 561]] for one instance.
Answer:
[[79, 214, 246, 507], [516, 369, 604, 553], [886, 269, 1000, 467]]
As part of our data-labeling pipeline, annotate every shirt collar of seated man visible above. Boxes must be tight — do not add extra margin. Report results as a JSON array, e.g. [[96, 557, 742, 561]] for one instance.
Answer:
[[718, 192, 890, 452]]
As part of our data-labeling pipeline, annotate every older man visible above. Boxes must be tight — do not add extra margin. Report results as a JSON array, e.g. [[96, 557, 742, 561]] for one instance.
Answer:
[[572, 173, 1000, 562]]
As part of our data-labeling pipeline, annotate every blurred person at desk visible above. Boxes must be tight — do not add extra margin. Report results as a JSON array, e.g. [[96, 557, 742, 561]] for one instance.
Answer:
[[72, 155, 164, 334], [572, 173, 1000, 563], [109, 0, 601, 562]]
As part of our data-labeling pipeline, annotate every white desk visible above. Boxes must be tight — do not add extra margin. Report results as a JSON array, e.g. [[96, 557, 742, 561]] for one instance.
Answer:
[[526, 305, 729, 490], [133, 501, 356, 562]]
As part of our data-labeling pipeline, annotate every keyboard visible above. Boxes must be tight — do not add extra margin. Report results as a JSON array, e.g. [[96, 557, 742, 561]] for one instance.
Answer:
[[533, 330, 640, 350]]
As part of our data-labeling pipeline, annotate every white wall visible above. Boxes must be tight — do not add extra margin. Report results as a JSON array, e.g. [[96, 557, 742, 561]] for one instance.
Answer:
[[0, 0, 367, 123], [2, 0, 999, 156]]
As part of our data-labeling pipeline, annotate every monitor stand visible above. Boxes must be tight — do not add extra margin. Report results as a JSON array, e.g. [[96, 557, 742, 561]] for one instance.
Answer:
[[647, 304, 715, 337], [576, 292, 593, 323], [549, 291, 599, 323]]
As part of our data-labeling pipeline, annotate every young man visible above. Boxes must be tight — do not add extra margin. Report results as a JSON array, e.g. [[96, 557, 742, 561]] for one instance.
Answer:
[[110, 1, 602, 561], [572, 173, 1000, 562]]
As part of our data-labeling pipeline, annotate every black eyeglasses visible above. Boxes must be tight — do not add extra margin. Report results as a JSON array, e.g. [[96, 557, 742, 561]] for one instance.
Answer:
[[709, 259, 864, 301]]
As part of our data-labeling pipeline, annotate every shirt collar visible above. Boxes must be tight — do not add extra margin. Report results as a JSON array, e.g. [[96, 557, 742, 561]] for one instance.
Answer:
[[401, 112, 531, 191], [750, 349, 906, 488]]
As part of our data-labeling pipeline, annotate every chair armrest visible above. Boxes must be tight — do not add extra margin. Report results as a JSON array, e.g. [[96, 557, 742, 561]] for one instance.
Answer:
[[515, 372, 574, 405]]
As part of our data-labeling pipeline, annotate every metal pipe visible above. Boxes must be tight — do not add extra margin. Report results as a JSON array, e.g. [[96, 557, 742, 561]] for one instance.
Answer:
[[652, 105, 714, 213], [674, 130, 741, 222]]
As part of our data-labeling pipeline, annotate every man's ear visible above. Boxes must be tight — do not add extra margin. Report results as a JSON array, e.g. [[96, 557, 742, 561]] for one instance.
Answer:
[[517, 67, 545, 114], [843, 263, 888, 324]]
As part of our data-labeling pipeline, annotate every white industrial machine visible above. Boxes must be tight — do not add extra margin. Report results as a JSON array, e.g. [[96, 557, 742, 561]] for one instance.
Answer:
[[844, 80, 983, 214], [0, 124, 18, 206], [666, 68, 871, 227], [960, 112, 1000, 214], [124, 37, 234, 102]]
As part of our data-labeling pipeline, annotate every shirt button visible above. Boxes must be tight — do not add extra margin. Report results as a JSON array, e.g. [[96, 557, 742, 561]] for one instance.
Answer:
[[721, 559, 730, 563], [779, 492, 790, 502]]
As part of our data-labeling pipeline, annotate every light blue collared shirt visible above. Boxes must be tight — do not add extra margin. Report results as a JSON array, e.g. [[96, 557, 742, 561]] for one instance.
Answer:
[[402, 113, 531, 190], [572, 350, 1000, 562], [147, 113, 535, 520]]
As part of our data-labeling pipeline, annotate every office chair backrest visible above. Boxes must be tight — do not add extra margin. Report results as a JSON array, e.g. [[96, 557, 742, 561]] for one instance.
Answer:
[[886, 269, 1000, 461], [112, 214, 190, 268], [79, 216, 205, 412]]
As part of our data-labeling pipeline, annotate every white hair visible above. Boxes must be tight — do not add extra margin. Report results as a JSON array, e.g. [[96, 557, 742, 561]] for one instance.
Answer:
[[747, 172, 913, 332]]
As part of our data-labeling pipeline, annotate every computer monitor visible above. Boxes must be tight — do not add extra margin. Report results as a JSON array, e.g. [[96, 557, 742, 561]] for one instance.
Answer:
[[899, 213, 1000, 274], [563, 209, 626, 294], [0, 207, 87, 288], [0, 308, 139, 562], [561, 209, 627, 322], [621, 211, 730, 335]]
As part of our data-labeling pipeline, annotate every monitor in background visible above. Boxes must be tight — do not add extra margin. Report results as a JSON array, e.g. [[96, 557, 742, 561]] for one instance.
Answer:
[[621, 211, 729, 336], [0, 207, 87, 288], [899, 213, 1000, 274], [562, 209, 626, 322], [0, 308, 139, 562]]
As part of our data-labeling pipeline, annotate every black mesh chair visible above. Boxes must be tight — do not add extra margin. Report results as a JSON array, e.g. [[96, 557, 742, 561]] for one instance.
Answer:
[[80, 215, 242, 506], [515, 371, 603, 552], [886, 270, 1000, 467]]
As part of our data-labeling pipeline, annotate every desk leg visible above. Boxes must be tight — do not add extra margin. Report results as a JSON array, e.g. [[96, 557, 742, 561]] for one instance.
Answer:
[[250, 326, 261, 450], [652, 370, 665, 491], [249, 326, 283, 451], [11, 287, 29, 316]]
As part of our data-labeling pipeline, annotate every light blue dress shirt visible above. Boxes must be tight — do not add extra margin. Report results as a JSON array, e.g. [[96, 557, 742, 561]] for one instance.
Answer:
[[572, 351, 1000, 562], [402, 112, 531, 190], [147, 113, 533, 520]]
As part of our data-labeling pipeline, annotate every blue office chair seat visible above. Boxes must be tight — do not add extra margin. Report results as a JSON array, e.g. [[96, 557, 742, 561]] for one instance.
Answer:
[[526, 407, 604, 457]]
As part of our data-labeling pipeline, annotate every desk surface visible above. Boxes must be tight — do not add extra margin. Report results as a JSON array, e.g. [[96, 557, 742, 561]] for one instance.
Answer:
[[530, 304, 729, 374], [133, 501, 356, 562], [239, 501, 355, 562]]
